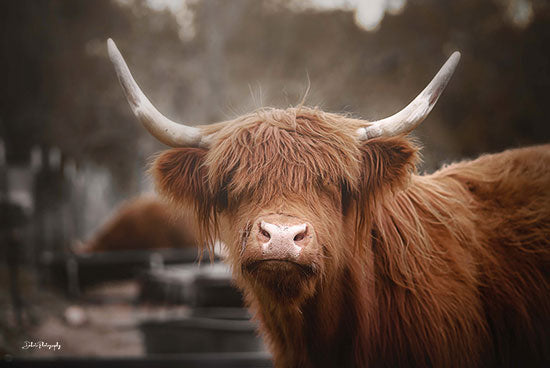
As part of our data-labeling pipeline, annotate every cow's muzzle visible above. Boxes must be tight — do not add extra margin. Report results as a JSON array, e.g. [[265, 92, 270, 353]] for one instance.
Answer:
[[240, 214, 317, 270]]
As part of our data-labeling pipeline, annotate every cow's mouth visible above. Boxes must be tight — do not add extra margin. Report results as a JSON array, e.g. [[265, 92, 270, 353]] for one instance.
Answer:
[[243, 259, 315, 277], [242, 259, 317, 298]]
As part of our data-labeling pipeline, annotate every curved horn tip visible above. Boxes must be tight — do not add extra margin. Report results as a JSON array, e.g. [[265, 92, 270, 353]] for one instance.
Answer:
[[107, 38, 128, 76], [359, 51, 462, 140], [106, 37, 208, 148], [107, 38, 118, 59], [445, 51, 461, 72], [450, 51, 461, 62]]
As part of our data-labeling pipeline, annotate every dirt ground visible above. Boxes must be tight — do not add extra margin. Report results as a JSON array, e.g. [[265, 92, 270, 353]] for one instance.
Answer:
[[0, 267, 190, 358]]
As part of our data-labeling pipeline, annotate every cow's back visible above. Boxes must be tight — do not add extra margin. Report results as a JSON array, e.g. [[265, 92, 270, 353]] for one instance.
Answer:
[[439, 144, 550, 366], [83, 197, 199, 253]]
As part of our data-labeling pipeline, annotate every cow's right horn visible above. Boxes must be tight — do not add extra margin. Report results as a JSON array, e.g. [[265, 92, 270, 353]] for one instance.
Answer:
[[107, 38, 210, 148], [356, 51, 461, 140]]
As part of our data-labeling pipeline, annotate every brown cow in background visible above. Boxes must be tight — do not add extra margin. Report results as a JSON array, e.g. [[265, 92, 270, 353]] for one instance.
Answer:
[[108, 39, 550, 367], [81, 196, 198, 253]]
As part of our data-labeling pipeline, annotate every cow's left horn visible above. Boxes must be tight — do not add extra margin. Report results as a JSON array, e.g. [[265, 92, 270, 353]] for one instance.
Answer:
[[107, 38, 210, 148], [357, 51, 461, 140]]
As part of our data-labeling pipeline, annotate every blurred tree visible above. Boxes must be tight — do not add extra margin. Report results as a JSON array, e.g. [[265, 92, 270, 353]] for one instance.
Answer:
[[1, 0, 549, 192], [1, 0, 179, 191]]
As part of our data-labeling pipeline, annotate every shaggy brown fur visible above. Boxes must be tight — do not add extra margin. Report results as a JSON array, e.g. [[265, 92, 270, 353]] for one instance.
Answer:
[[152, 107, 550, 367], [81, 196, 198, 253]]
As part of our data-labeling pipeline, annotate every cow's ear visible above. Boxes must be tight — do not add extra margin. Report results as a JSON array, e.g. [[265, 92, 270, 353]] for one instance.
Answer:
[[152, 148, 210, 207], [359, 136, 418, 195]]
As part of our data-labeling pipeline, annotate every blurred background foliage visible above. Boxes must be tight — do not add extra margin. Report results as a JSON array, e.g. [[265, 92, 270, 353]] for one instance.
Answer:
[[2, 0, 550, 193]]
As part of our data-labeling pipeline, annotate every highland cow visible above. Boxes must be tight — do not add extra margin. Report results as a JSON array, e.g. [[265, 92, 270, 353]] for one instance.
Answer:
[[81, 196, 198, 253], [107, 39, 550, 367]]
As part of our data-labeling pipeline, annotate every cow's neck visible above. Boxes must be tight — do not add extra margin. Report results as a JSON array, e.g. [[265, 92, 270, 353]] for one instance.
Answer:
[[367, 175, 488, 366], [249, 264, 369, 367]]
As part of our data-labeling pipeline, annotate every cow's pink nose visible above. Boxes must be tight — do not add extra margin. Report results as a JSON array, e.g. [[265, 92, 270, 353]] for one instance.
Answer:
[[258, 220, 311, 250]]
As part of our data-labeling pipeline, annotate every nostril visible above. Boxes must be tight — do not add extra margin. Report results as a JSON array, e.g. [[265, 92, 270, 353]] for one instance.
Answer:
[[258, 220, 310, 246], [260, 229, 271, 240], [258, 221, 272, 241], [293, 232, 305, 242]]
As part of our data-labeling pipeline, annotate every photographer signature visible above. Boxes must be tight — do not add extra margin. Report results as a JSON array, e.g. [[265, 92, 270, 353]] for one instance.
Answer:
[[21, 341, 61, 351]]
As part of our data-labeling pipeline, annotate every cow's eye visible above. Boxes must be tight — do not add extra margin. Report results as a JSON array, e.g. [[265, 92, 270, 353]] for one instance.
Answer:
[[341, 184, 353, 216]]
